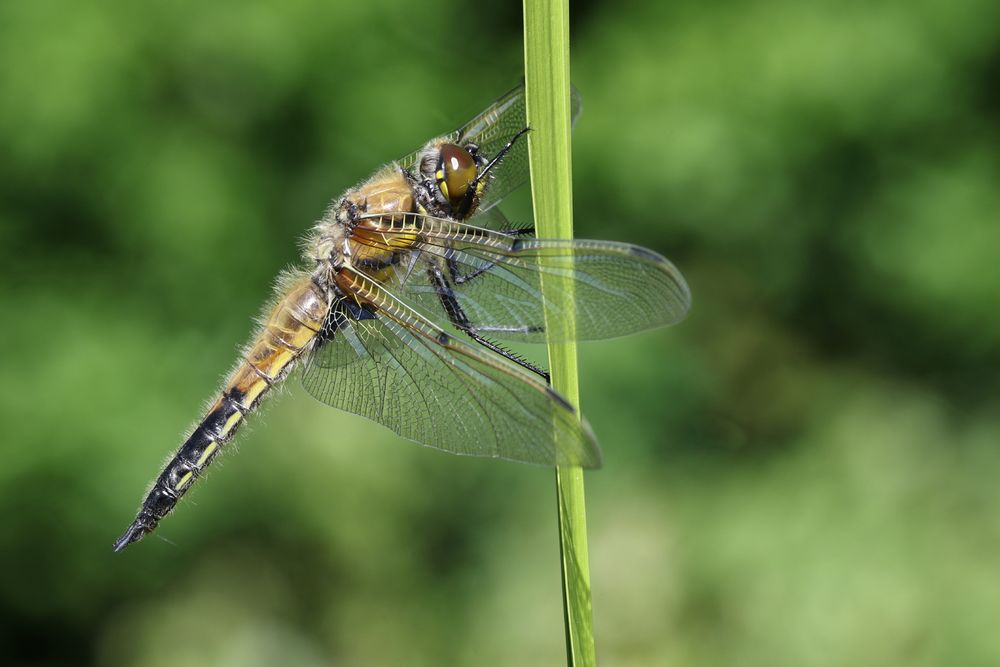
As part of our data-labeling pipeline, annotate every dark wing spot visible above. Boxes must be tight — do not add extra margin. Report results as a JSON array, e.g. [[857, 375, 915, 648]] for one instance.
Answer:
[[317, 304, 345, 343], [319, 300, 377, 345], [546, 386, 576, 413], [345, 301, 378, 321], [437, 332, 451, 346]]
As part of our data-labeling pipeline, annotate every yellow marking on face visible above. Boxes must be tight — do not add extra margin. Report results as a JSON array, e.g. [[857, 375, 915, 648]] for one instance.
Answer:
[[436, 169, 449, 198], [175, 471, 193, 491], [196, 441, 218, 467]]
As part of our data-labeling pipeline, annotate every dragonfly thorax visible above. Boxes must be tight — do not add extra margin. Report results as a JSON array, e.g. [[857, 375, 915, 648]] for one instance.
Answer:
[[308, 163, 419, 265]]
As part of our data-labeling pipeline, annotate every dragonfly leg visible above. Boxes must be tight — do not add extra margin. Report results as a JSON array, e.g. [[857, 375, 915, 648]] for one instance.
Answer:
[[426, 260, 549, 382], [470, 324, 544, 335], [442, 228, 545, 336], [444, 226, 535, 285]]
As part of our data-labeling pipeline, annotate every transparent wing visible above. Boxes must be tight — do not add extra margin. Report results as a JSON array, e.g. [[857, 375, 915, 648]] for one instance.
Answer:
[[397, 83, 583, 213], [300, 285, 601, 468], [353, 214, 691, 343]]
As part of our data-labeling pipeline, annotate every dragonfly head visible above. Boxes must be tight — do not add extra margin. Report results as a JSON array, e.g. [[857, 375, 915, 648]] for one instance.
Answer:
[[436, 143, 477, 204], [419, 141, 485, 219]]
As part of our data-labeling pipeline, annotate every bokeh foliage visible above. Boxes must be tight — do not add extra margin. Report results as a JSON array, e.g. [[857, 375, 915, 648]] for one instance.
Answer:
[[1, 0, 998, 665]]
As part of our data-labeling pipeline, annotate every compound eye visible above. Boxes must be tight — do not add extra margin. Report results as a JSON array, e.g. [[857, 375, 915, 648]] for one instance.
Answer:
[[437, 143, 477, 204]]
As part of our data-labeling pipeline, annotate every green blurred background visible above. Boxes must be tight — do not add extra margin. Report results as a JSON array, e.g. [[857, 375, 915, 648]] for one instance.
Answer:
[[2, 0, 999, 665]]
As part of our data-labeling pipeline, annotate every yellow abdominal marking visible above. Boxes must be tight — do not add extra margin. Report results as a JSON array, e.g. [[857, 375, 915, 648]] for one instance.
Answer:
[[175, 471, 194, 491], [196, 441, 218, 468], [242, 373, 271, 405], [220, 412, 242, 438]]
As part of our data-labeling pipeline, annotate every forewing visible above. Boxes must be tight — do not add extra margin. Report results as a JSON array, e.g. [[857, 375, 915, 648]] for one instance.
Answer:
[[398, 84, 583, 213], [300, 293, 601, 468], [353, 215, 691, 343]]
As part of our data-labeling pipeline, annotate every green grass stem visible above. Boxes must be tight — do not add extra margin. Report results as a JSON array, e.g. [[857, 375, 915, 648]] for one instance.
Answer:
[[523, 2, 597, 665]]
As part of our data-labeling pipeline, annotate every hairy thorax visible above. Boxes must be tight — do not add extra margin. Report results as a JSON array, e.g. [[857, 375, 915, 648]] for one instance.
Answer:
[[308, 164, 417, 271]]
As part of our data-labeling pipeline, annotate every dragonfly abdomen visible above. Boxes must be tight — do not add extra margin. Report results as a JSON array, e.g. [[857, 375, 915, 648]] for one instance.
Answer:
[[113, 275, 328, 551]]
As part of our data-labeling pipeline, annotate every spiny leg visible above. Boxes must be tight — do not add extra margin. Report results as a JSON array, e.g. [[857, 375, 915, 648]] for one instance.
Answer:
[[425, 260, 549, 382], [445, 226, 535, 285], [441, 228, 545, 338]]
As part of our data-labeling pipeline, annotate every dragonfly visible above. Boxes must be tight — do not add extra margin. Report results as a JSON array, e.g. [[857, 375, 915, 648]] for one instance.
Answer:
[[113, 84, 691, 552]]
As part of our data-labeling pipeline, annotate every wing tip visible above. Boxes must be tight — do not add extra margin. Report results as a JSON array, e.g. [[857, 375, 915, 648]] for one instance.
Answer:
[[553, 414, 603, 470], [579, 417, 604, 469]]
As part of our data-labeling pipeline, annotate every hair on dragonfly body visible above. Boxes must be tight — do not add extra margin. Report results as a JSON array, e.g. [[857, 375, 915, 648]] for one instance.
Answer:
[[113, 84, 690, 552]]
